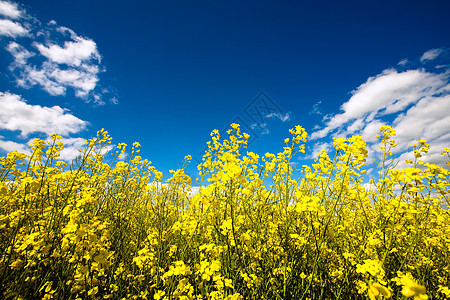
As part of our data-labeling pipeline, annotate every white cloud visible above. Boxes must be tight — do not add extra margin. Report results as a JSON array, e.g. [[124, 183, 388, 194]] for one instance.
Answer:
[[266, 112, 291, 122], [188, 186, 200, 197], [388, 95, 450, 168], [0, 1, 21, 19], [1, 4, 114, 104], [110, 97, 119, 105], [58, 137, 86, 160], [0, 92, 88, 136], [393, 95, 450, 151], [34, 37, 100, 67], [18, 62, 67, 96], [311, 69, 448, 140], [305, 141, 332, 159], [420, 48, 443, 62], [361, 181, 376, 192], [0, 135, 105, 162], [6, 38, 103, 99], [398, 58, 408, 66], [0, 19, 28, 37], [309, 100, 322, 115], [310, 48, 450, 169], [0, 91, 91, 161], [56, 68, 99, 95], [0, 138, 31, 155], [6, 41, 34, 67], [346, 118, 365, 135], [360, 120, 385, 143], [0, 134, 112, 162], [251, 122, 266, 129], [396, 143, 449, 170], [55, 136, 112, 161]]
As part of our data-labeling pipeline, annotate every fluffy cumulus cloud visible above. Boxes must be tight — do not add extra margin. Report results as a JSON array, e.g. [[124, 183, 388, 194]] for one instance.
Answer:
[[0, 0, 21, 19], [0, 92, 90, 160], [0, 19, 28, 37], [311, 69, 448, 140], [0, 1, 27, 38], [0, 1, 115, 161], [305, 141, 332, 160], [0, 92, 88, 136], [34, 35, 100, 67], [55, 137, 87, 161], [310, 48, 450, 167], [0, 136, 91, 161], [0, 1, 115, 104], [0, 1, 28, 37], [0, 137, 31, 155]]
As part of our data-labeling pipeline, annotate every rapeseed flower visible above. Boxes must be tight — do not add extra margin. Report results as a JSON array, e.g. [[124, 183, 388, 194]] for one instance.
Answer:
[[394, 272, 428, 299], [0, 125, 447, 299]]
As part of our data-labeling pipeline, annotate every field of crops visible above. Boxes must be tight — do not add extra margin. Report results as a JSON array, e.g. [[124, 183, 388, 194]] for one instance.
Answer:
[[1, 124, 449, 299]]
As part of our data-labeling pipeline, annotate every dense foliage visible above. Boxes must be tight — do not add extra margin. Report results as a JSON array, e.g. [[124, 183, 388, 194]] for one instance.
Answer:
[[1, 124, 449, 299]]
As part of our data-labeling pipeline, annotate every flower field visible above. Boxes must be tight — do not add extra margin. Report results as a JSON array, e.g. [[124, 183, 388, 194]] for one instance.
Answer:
[[1, 124, 449, 300]]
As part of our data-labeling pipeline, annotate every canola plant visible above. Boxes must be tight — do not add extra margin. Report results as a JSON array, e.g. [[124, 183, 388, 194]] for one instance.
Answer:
[[0, 125, 449, 299]]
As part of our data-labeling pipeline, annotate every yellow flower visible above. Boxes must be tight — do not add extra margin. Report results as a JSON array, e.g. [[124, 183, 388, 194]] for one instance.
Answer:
[[224, 278, 233, 288], [154, 290, 165, 300], [368, 281, 391, 300], [395, 272, 428, 300], [88, 286, 99, 296], [402, 281, 428, 299]]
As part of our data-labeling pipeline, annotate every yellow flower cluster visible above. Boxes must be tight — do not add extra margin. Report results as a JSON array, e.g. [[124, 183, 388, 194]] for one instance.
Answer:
[[0, 124, 449, 299]]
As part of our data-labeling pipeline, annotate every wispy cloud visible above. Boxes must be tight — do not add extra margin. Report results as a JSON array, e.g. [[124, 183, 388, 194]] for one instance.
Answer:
[[309, 100, 322, 115], [6, 41, 34, 65], [265, 112, 291, 122], [310, 48, 450, 168], [420, 48, 443, 63], [397, 58, 408, 66], [0, 1, 115, 105]]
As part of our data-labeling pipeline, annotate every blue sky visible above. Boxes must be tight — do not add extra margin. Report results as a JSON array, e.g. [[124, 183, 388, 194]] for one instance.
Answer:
[[1, 0, 449, 182]]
